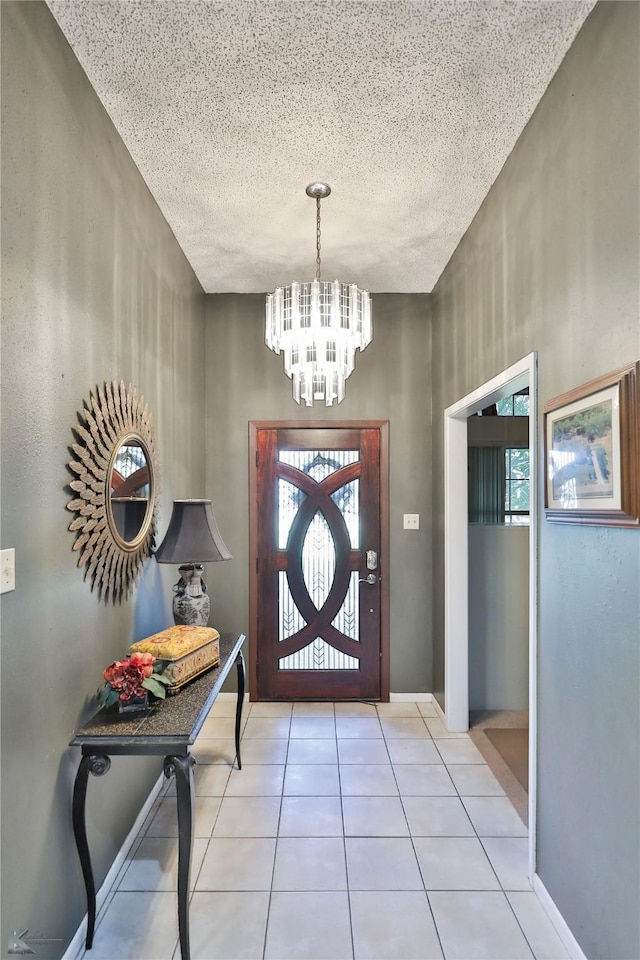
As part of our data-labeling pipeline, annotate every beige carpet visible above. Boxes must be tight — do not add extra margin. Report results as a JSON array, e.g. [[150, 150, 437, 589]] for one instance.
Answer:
[[468, 710, 529, 826], [483, 727, 528, 791]]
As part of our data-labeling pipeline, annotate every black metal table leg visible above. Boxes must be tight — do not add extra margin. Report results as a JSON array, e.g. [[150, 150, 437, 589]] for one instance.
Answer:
[[235, 650, 245, 769], [165, 754, 195, 960], [69, 635, 246, 959], [72, 754, 111, 949]]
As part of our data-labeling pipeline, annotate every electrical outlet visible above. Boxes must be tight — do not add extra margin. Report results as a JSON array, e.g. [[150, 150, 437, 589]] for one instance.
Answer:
[[1, 549, 15, 593], [403, 514, 420, 530]]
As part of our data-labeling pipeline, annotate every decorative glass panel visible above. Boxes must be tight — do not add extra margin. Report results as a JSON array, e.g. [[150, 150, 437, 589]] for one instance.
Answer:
[[302, 509, 335, 608], [279, 638, 359, 671], [278, 479, 305, 549], [331, 478, 359, 547], [332, 571, 359, 640], [279, 449, 359, 477], [279, 571, 305, 641], [277, 448, 361, 671]]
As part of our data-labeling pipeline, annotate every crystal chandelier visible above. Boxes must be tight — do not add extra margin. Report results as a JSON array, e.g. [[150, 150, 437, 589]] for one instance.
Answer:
[[265, 183, 372, 406]]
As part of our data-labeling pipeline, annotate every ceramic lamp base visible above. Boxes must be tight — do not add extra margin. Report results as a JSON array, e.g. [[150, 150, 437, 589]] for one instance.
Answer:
[[172, 564, 210, 626], [173, 591, 210, 626]]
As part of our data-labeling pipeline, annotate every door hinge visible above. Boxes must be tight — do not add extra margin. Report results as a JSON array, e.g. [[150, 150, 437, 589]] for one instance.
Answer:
[[256, 557, 259, 574], [256, 451, 259, 467]]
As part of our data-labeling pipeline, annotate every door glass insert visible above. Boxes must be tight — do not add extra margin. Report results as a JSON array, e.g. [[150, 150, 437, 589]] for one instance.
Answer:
[[278, 480, 305, 549], [331, 478, 359, 547], [301, 508, 335, 608], [331, 571, 359, 640], [279, 449, 359, 475], [279, 637, 359, 671], [277, 448, 361, 671]]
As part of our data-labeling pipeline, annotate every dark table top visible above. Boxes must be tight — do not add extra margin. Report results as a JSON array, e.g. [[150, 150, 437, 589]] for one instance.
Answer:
[[70, 632, 246, 755]]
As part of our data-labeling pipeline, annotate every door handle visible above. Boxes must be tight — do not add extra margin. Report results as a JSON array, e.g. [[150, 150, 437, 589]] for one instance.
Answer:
[[359, 573, 377, 585]]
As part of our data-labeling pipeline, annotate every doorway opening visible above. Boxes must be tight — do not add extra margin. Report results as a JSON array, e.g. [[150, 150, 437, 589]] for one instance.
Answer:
[[443, 353, 538, 879]]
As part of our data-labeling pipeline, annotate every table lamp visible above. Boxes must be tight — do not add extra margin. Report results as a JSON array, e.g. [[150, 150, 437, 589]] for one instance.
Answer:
[[154, 499, 232, 626]]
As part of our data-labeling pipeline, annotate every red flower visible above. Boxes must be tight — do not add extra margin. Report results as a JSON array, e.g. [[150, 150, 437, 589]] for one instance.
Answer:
[[103, 660, 126, 688], [101, 654, 157, 701], [129, 651, 155, 678]]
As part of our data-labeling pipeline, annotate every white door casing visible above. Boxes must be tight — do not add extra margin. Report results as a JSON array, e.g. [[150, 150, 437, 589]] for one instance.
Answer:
[[443, 352, 538, 881]]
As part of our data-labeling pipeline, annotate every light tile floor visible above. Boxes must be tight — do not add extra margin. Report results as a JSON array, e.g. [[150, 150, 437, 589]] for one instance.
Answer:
[[80, 700, 569, 960]]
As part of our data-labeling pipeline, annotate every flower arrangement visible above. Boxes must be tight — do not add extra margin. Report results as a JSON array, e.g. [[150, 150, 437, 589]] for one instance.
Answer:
[[97, 652, 173, 708]]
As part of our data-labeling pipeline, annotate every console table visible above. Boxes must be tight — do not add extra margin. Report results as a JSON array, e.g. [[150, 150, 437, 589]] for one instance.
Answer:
[[70, 631, 246, 960]]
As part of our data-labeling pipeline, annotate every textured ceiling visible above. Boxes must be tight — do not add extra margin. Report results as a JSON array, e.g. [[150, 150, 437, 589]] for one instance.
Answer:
[[47, 1, 594, 293]]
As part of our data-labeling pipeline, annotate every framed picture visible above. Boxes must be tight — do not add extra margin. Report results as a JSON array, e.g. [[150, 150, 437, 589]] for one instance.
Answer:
[[544, 361, 639, 526]]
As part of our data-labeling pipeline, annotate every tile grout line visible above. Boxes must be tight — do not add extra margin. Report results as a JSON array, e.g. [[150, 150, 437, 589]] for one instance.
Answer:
[[101, 699, 536, 959]]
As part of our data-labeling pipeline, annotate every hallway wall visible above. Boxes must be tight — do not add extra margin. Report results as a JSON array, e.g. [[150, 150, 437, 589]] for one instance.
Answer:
[[430, 3, 640, 957], [204, 293, 432, 695], [1, 3, 207, 954], [468, 525, 529, 712]]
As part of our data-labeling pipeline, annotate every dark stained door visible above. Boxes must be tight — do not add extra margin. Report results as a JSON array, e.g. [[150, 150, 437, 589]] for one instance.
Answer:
[[254, 426, 383, 700]]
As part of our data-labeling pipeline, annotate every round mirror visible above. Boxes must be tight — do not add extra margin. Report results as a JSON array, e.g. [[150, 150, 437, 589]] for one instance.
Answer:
[[66, 381, 158, 603], [107, 434, 154, 549]]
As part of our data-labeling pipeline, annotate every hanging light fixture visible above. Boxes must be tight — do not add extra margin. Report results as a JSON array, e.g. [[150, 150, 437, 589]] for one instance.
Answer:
[[265, 183, 372, 406]]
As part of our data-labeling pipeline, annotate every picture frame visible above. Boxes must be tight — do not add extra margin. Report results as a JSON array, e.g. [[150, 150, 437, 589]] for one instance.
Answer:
[[544, 361, 639, 526]]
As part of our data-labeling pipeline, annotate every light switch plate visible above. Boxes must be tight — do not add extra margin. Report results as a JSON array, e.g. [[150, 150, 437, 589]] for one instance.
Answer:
[[403, 514, 419, 530], [1, 548, 15, 593]]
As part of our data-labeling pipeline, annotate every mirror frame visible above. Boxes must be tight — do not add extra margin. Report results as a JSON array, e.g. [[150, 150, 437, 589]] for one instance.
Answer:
[[66, 381, 159, 603]]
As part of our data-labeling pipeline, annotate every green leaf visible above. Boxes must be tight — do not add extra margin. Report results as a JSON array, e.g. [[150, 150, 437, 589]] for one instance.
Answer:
[[142, 676, 168, 699], [152, 673, 173, 686], [98, 685, 119, 708], [153, 660, 171, 673]]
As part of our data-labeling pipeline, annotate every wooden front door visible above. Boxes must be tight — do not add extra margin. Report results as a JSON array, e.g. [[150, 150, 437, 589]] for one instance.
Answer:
[[250, 423, 388, 700]]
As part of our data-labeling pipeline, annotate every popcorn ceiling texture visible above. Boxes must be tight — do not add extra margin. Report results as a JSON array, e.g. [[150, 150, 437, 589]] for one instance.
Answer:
[[47, 0, 594, 293]]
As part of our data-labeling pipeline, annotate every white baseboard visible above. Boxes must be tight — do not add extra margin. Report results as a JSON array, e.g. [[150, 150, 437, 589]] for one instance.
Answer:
[[389, 692, 433, 702], [432, 696, 446, 721], [533, 874, 586, 960], [217, 691, 250, 701], [63, 773, 165, 960]]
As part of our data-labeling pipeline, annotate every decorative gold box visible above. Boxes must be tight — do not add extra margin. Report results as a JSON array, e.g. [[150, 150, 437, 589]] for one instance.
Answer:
[[128, 625, 220, 692]]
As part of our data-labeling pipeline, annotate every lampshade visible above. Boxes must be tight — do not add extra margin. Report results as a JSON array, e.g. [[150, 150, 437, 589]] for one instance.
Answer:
[[155, 499, 232, 564]]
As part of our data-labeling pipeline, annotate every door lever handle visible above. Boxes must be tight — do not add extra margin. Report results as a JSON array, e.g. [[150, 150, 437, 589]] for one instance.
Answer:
[[358, 573, 377, 585]]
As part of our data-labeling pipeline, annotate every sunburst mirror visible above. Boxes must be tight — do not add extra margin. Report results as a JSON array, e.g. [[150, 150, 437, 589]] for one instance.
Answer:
[[66, 381, 158, 603]]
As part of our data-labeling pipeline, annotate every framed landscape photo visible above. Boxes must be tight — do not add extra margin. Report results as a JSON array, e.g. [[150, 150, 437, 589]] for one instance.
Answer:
[[544, 361, 639, 526]]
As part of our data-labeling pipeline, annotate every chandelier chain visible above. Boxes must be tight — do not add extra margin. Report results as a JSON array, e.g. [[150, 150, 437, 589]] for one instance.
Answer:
[[316, 197, 322, 281]]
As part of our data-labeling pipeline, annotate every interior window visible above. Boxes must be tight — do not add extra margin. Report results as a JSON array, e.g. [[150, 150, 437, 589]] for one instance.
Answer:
[[504, 447, 530, 525], [469, 390, 530, 525]]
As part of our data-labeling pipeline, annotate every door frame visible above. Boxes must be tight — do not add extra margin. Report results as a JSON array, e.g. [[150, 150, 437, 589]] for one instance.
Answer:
[[249, 420, 390, 702], [443, 352, 538, 881]]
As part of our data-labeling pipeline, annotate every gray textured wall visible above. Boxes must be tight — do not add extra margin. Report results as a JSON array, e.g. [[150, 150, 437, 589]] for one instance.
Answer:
[[468, 526, 529, 711], [204, 293, 432, 695], [431, 3, 640, 957], [1, 3, 206, 955]]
